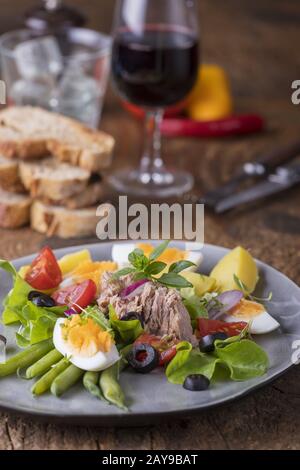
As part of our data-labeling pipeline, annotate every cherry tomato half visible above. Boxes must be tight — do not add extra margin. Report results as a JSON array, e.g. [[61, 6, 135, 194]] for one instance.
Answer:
[[25, 246, 62, 290], [197, 318, 248, 338], [52, 279, 97, 313], [135, 333, 178, 366]]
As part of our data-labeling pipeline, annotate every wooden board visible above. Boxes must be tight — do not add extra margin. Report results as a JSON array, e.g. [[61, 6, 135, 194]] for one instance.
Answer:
[[0, 0, 299, 451]]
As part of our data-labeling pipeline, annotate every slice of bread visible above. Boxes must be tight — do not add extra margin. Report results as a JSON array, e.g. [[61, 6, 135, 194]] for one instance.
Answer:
[[19, 158, 91, 201], [0, 125, 48, 160], [31, 200, 99, 239], [0, 106, 115, 171], [0, 189, 31, 228], [0, 155, 25, 192], [41, 180, 104, 210]]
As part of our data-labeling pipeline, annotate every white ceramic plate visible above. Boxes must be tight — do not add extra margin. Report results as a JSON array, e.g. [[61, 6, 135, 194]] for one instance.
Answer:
[[0, 242, 299, 426]]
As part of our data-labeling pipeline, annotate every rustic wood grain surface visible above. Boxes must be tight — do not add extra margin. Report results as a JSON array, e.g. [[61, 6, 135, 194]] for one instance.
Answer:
[[0, 0, 300, 450]]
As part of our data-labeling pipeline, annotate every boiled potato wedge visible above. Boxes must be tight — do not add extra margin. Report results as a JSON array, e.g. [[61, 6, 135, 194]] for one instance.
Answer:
[[210, 246, 258, 294], [182, 272, 216, 297]]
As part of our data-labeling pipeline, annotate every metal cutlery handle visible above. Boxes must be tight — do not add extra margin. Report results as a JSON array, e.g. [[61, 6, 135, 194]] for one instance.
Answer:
[[254, 140, 300, 172]]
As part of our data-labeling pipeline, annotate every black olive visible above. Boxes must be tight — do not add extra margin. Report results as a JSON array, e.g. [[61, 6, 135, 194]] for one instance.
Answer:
[[212, 332, 228, 342], [121, 311, 144, 327], [127, 343, 159, 374], [28, 291, 56, 308], [0, 334, 7, 345], [199, 332, 229, 353], [183, 374, 210, 391], [199, 335, 216, 353]]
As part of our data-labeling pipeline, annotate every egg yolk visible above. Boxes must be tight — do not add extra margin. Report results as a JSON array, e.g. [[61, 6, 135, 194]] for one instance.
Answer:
[[137, 243, 188, 264], [71, 261, 118, 291], [228, 299, 265, 319], [62, 315, 113, 358]]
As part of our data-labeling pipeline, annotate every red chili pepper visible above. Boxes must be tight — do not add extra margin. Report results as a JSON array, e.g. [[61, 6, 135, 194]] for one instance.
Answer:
[[161, 114, 265, 138]]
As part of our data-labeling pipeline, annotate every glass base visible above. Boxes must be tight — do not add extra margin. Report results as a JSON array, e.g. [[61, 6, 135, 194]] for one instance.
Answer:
[[108, 168, 194, 198]]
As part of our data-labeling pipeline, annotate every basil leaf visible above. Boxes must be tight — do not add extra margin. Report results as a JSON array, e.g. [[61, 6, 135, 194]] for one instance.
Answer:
[[145, 261, 167, 275], [134, 271, 151, 281], [113, 267, 136, 279], [168, 260, 196, 274], [158, 273, 193, 289], [149, 241, 170, 261], [128, 249, 149, 270]]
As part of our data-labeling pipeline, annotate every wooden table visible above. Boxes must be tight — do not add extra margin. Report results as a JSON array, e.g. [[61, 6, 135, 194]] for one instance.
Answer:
[[0, 0, 300, 450]]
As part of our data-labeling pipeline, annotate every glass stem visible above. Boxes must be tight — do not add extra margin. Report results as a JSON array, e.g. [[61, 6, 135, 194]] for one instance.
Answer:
[[140, 109, 165, 180]]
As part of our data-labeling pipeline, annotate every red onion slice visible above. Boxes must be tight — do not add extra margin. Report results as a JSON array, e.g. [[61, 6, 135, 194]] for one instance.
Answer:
[[120, 279, 149, 299], [208, 290, 244, 319], [64, 308, 77, 317]]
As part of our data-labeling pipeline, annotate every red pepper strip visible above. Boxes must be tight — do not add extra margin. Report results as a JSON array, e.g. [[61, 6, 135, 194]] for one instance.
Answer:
[[161, 114, 265, 138]]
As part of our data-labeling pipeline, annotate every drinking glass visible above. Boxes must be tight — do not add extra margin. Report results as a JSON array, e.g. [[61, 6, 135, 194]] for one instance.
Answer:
[[110, 0, 200, 197], [0, 28, 111, 128]]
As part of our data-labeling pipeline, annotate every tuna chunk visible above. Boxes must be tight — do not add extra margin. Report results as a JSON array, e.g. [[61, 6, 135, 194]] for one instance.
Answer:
[[98, 273, 197, 346]]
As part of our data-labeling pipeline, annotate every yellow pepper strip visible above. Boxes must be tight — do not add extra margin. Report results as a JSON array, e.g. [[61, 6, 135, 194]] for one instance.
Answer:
[[58, 250, 92, 276], [187, 65, 233, 121]]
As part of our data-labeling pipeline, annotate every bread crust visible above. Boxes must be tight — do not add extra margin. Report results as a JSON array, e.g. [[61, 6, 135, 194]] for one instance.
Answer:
[[19, 159, 91, 200], [31, 200, 99, 238], [0, 190, 31, 228], [0, 107, 115, 171]]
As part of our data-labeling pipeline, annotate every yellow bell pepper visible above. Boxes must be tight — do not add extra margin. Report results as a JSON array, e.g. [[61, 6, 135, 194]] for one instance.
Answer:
[[58, 250, 92, 276], [187, 65, 233, 121]]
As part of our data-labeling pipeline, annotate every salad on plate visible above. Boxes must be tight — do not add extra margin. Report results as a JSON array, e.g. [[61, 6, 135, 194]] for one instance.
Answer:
[[0, 241, 278, 411]]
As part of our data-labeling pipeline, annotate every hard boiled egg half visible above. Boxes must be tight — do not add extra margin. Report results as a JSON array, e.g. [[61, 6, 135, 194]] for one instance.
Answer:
[[224, 299, 280, 335], [53, 315, 119, 372], [112, 243, 203, 271]]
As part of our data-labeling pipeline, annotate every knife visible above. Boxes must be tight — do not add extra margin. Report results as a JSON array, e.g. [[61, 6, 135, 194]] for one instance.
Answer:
[[214, 165, 300, 213], [201, 140, 300, 208]]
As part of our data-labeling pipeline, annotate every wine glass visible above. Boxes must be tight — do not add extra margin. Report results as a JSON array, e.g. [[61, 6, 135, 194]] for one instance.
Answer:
[[110, 0, 200, 197], [25, 0, 86, 31]]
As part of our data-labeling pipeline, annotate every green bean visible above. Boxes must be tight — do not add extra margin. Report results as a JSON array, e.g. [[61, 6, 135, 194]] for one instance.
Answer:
[[0, 339, 53, 377], [26, 349, 63, 379], [51, 364, 84, 397], [83, 371, 106, 401], [31, 358, 69, 395], [120, 344, 132, 370], [99, 361, 127, 411]]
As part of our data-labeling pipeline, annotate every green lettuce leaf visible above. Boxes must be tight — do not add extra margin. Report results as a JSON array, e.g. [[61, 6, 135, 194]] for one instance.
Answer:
[[166, 337, 269, 385], [181, 288, 209, 330], [166, 342, 220, 384], [0, 260, 32, 324], [109, 305, 144, 345], [214, 338, 269, 380], [16, 302, 66, 347], [0, 259, 66, 345]]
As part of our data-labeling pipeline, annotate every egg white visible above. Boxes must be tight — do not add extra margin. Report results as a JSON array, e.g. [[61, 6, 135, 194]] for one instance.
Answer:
[[225, 309, 280, 335], [186, 251, 203, 271], [111, 243, 203, 271], [53, 318, 120, 372], [111, 244, 136, 269]]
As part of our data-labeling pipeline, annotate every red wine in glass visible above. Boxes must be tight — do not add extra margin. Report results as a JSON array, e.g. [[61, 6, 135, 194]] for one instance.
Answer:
[[110, 0, 200, 198], [112, 27, 199, 108]]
